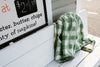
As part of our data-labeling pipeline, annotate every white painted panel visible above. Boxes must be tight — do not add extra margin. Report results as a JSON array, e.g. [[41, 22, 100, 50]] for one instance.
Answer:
[[46, 0, 53, 25], [77, 0, 82, 13], [0, 25, 54, 67], [53, 3, 76, 21], [87, 34, 100, 48], [4, 38, 54, 67], [78, 34, 100, 67], [78, 10, 88, 38], [78, 44, 100, 67], [52, 0, 75, 10], [60, 50, 89, 67], [46, 61, 61, 67], [94, 60, 100, 67]]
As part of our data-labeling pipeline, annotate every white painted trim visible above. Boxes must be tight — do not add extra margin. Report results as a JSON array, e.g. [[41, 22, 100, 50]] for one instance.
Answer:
[[78, 10, 88, 38], [78, 43, 100, 67], [76, 0, 82, 13], [46, 0, 53, 25], [0, 25, 54, 67], [5, 38, 54, 67]]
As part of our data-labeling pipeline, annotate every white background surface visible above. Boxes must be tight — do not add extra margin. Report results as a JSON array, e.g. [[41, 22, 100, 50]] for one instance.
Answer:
[[0, 0, 52, 45]]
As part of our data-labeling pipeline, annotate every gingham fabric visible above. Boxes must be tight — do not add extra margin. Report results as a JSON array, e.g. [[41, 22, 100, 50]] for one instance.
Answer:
[[54, 12, 92, 63]]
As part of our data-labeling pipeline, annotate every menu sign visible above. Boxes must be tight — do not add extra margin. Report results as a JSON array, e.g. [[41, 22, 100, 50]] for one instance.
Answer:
[[0, 0, 48, 49], [15, 0, 38, 18]]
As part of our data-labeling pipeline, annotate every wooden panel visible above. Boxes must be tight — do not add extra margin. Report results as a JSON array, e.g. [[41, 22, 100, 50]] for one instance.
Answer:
[[52, 0, 75, 10], [78, 45, 100, 67], [4, 38, 54, 67], [76, 0, 82, 12], [60, 50, 89, 67], [46, 0, 53, 25], [46, 61, 62, 67], [78, 35, 100, 67], [94, 60, 100, 67], [53, 3, 76, 21], [45, 34, 100, 67], [87, 34, 100, 48], [46, 51, 89, 67], [79, 10, 88, 38], [0, 25, 54, 67], [52, 0, 57, 2]]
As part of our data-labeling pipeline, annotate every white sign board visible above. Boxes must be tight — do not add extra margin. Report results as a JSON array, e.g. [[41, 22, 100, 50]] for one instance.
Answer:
[[0, 0, 52, 49]]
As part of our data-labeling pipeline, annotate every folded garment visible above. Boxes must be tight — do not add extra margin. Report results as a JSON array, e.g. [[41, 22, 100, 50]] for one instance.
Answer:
[[54, 12, 94, 63]]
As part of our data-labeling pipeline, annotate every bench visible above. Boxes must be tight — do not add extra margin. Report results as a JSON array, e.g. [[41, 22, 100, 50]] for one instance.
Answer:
[[46, 34, 100, 67]]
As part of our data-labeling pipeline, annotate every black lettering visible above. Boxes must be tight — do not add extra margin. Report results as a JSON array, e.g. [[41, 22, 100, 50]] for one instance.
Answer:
[[0, 25, 12, 32], [13, 18, 30, 27], [0, 34, 9, 41]]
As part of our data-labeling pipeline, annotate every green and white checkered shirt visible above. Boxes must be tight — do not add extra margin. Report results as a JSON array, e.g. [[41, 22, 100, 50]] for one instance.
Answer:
[[54, 12, 92, 63]]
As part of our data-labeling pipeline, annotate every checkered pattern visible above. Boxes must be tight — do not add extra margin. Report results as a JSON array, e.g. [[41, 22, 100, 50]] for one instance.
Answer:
[[54, 12, 92, 63]]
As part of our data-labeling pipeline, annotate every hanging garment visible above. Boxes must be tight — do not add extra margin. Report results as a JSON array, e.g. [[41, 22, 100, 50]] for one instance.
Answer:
[[54, 12, 93, 63]]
